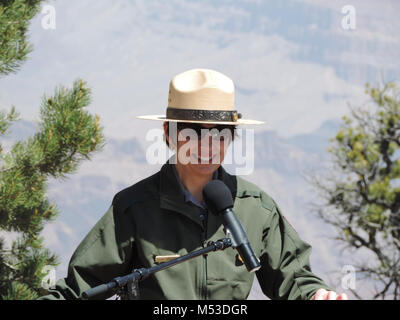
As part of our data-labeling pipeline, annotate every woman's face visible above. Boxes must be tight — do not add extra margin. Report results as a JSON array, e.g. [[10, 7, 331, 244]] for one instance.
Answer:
[[164, 122, 234, 177]]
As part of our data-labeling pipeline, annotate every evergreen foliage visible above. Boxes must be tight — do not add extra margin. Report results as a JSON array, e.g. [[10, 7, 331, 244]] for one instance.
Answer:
[[0, 1, 105, 299], [0, 0, 44, 76]]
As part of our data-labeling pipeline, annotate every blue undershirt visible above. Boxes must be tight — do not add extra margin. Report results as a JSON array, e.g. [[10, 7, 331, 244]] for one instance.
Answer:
[[172, 164, 218, 221]]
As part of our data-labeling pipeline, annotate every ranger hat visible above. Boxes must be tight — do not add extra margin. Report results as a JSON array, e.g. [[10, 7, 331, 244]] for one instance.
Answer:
[[137, 68, 264, 125]]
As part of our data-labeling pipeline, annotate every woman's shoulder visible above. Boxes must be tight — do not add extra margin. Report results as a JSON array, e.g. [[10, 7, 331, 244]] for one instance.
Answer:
[[112, 170, 161, 214], [235, 176, 276, 213]]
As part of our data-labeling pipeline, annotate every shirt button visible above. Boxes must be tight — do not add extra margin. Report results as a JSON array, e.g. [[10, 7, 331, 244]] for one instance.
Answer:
[[199, 214, 205, 221]]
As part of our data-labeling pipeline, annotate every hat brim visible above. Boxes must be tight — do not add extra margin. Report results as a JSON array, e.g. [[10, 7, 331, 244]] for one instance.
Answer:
[[136, 115, 264, 125]]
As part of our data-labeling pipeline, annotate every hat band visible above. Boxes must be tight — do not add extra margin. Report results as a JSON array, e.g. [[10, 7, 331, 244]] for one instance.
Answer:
[[166, 107, 241, 122]]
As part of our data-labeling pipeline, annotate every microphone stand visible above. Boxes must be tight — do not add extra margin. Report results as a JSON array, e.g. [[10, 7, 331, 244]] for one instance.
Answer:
[[81, 238, 232, 300]]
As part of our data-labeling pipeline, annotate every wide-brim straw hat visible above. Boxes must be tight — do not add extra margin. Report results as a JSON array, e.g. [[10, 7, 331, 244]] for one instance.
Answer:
[[137, 68, 264, 125]]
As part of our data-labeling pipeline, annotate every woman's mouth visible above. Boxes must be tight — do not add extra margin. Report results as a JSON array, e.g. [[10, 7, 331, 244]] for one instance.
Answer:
[[191, 153, 217, 163]]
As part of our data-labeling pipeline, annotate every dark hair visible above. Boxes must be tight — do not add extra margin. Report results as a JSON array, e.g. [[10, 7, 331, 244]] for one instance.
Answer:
[[164, 122, 238, 148]]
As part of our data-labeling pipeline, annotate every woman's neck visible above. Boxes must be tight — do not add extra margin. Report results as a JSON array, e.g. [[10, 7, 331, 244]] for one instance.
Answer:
[[174, 164, 213, 203]]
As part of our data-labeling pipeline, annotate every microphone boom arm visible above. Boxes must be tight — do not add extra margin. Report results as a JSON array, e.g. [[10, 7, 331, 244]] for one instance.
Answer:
[[81, 238, 232, 300]]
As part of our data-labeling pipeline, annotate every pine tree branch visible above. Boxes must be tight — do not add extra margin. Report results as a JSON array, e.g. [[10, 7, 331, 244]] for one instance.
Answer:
[[0, 0, 45, 77]]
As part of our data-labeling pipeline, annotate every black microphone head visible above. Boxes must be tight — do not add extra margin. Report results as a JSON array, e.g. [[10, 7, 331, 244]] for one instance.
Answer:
[[203, 180, 233, 215]]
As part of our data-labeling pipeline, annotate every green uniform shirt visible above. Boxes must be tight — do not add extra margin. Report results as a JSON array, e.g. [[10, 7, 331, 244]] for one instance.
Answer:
[[39, 161, 331, 300]]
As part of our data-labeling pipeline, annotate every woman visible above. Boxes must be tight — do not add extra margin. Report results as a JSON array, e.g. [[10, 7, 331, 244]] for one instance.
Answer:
[[40, 68, 347, 300]]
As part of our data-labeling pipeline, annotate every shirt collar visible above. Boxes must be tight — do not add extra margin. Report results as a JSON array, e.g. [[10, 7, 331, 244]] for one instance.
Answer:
[[171, 163, 218, 209], [159, 156, 237, 228]]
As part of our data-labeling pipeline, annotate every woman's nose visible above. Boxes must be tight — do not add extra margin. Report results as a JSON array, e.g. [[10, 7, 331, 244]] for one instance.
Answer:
[[199, 134, 219, 153]]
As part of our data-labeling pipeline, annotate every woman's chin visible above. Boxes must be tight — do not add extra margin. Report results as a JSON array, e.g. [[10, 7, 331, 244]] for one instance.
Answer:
[[191, 162, 219, 175]]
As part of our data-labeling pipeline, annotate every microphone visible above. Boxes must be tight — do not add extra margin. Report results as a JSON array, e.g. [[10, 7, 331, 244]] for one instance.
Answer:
[[203, 180, 261, 273]]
